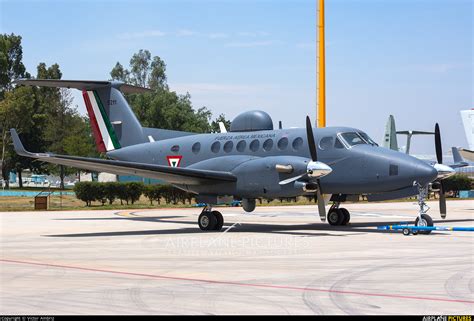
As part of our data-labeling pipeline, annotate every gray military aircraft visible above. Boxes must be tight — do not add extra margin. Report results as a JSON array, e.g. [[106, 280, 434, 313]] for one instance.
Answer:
[[11, 79, 455, 233]]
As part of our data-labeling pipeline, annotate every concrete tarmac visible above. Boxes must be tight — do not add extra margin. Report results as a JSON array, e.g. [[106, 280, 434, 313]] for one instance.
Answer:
[[1, 200, 473, 315]]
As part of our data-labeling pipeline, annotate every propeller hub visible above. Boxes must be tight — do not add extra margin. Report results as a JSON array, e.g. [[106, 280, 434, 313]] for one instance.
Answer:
[[307, 161, 332, 178], [433, 163, 455, 179]]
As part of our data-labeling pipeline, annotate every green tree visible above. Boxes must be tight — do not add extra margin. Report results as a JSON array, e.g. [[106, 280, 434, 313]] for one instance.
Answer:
[[110, 62, 130, 83], [148, 56, 167, 90], [110, 49, 227, 134], [63, 116, 97, 158], [0, 86, 36, 187], [210, 113, 232, 133], [0, 33, 27, 99], [129, 49, 151, 88], [0, 33, 30, 187]]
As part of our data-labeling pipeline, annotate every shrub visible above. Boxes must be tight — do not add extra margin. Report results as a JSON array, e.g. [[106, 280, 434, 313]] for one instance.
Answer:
[[125, 182, 144, 204], [103, 182, 120, 205], [116, 183, 129, 205], [93, 182, 107, 205], [143, 185, 162, 205], [73, 182, 96, 206]]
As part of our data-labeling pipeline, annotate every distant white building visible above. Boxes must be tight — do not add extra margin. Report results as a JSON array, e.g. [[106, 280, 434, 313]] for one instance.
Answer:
[[79, 172, 117, 182]]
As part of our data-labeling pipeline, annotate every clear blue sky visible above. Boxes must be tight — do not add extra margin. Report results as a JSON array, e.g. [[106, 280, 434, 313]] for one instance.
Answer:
[[1, 0, 472, 155]]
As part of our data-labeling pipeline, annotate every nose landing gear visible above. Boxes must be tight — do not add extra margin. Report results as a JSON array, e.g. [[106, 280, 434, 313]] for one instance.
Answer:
[[415, 184, 434, 234]]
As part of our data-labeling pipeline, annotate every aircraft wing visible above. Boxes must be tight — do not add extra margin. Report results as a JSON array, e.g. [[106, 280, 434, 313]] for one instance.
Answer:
[[459, 148, 474, 162], [10, 129, 236, 185]]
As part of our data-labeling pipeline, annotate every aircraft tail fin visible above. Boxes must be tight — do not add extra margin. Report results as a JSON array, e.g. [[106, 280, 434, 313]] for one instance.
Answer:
[[14, 79, 149, 152], [452, 147, 464, 163], [383, 115, 399, 151]]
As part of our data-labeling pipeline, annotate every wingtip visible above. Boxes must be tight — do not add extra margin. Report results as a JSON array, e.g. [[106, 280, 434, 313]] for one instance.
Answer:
[[9, 128, 28, 156]]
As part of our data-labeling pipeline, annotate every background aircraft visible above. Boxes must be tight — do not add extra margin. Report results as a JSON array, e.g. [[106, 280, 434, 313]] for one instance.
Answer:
[[459, 109, 474, 162], [11, 79, 455, 233], [383, 114, 468, 167]]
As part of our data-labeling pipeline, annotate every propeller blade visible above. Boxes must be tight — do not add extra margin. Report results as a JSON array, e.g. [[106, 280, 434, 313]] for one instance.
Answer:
[[305, 116, 326, 221], [316, 185, 326, 222], [435, 123, 443, 164], [439, 181, 447, 218], [279, 174, 305, 185], [306, 116, 317, 161]]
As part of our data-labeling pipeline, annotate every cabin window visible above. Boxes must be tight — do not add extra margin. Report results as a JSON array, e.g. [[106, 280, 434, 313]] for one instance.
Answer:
[[236, 140, 246, 152], [292, 137, 303, 150], [192, 142, 201, 154], [263, 139, 273, 151], [224, 141, 233, 153], [250, 139, 260, 152], [211, 141, 221, 153], [277, 137, 288, 150], [319, 137, 333, 150], [171, 145, 180, 152], [335, 137, 345, 149]]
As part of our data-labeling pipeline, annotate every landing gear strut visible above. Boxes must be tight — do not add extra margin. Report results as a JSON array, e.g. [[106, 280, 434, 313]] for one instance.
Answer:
[[327, 203, 351, 226], [198, 205, 224, 231], [415, 184, 434, 234]]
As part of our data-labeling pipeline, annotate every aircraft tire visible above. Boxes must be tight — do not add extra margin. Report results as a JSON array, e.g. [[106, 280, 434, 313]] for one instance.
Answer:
[[212, 211, 224, 231], [328, 209, 344, 226], [198, 211, 217, 231], [415, 214, 433, 235], [340, 208, 350, 225]]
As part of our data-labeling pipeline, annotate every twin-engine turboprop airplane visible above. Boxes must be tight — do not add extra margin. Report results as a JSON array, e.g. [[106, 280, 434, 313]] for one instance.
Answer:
[[11, 79, 455, 232]]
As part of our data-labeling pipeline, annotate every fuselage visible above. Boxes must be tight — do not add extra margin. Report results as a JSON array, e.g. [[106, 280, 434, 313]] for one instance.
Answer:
[[108, 126, 438, 199]]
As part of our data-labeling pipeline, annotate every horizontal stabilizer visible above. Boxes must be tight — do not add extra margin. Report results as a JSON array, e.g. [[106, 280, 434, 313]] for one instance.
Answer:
[[10, 129, 236, 186], [14, 79, 152, 94], [396, 131, 434, 135]]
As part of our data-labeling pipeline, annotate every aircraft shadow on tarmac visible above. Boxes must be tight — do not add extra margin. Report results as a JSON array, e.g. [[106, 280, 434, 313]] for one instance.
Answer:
[[47, 214, 474, 238]]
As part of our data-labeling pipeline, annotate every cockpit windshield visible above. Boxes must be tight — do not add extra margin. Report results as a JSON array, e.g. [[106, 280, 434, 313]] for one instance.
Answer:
[[358, 132, 378, 146], [339, 132, 367, 147]]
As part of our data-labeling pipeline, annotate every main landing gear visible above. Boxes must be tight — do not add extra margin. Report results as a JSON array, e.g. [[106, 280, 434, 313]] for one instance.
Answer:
[[327, 203, 351, 226], [198, 205, 224, 231]]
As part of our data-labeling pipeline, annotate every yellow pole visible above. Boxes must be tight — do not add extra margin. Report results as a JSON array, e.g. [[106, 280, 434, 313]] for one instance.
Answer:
[[317, 0, 326, 127]]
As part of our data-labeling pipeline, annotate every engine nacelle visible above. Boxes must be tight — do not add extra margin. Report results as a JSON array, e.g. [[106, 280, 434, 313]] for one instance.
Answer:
[[232, 156, 310, 198]]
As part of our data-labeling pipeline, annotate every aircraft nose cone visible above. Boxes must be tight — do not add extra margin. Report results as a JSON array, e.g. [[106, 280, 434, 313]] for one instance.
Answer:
[[415, 162, 438, 186]]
